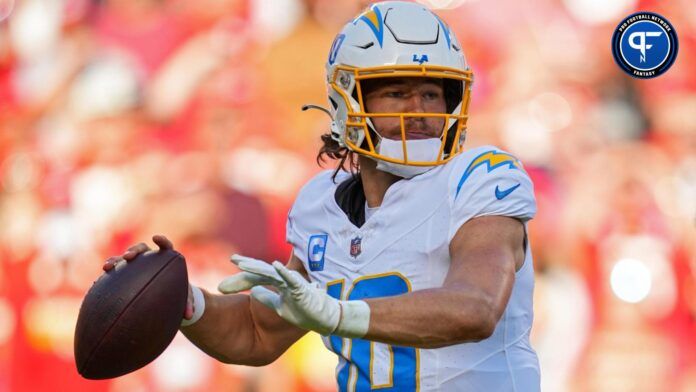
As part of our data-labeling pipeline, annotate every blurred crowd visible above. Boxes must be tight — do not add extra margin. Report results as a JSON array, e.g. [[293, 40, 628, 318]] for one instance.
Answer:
[[0, 0, 694, 391]]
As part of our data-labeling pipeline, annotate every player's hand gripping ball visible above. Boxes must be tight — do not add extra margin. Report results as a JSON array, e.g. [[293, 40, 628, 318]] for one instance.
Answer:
[[74, 240, 188, 379]]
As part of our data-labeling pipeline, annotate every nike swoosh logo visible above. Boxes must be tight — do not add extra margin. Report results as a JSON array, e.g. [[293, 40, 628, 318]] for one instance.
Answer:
[[495, 183, 521, 200]]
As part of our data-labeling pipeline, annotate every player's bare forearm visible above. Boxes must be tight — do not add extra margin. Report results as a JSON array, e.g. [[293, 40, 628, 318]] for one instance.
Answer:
[[180, 289, 307, 366], [363, 216, 523, 349], [363, 278, 513, 348]]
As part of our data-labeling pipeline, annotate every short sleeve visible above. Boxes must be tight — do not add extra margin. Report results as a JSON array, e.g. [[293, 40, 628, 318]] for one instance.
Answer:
[[284, 170, 346, 264], [286, 204, 306, 263], [448, 147, 536, 241]]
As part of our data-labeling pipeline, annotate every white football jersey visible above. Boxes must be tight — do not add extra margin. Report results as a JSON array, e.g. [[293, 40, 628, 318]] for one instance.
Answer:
[[286, 145, 540, 392]]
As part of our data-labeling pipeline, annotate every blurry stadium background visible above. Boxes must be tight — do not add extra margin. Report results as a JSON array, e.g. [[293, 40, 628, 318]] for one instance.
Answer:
[[0, 0, 694, 390]]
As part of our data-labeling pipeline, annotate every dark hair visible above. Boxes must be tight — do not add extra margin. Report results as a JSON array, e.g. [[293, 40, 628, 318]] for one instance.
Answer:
[[314, 78, 389, 181], [316, 133, 360, 181]]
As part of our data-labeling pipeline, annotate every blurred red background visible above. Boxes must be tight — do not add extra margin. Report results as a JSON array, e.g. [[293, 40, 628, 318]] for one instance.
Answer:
[[0, 0, 694, 391]]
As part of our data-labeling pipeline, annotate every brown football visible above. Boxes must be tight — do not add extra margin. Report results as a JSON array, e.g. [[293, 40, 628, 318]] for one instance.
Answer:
[[74, 249, 188, 379]]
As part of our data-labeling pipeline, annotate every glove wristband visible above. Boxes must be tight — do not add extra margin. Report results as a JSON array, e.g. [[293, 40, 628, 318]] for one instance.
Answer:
[[334, 300, 370, 338], [180, 285, 205, 327]]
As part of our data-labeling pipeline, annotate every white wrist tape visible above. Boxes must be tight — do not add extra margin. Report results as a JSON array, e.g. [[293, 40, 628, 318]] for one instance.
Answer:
[[180, 285, 205, 327], [334, 300, 370, 338]]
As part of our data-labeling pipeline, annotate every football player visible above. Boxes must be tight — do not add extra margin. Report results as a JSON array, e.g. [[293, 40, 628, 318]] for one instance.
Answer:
[[105, 2, 540, 390]]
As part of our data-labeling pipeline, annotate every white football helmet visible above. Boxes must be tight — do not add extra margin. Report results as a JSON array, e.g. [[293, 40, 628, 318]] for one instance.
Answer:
[[324, 1, 473, 177]]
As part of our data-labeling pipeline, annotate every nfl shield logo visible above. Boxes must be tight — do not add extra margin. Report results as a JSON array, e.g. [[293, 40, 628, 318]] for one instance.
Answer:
[[350, 236, 362, 258]]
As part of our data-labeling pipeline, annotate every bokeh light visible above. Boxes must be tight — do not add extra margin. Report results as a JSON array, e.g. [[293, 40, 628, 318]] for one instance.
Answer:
[[610, 258, 652, 304], [501, 103, 554, 165], [417, 0, 474, 9], [528, 92, 573, 133], [251, 0, 305, 42], [23, 296, 81, 359], [151, 335, 213, 390], [1, 152, 42, 192], [0, 0, 14, 23], [27, 254, 65, 296], [68, 56, 141, 120], [0, 298, 16, 346], [562, 0, 638, 25], [7, 0, 61, 61]]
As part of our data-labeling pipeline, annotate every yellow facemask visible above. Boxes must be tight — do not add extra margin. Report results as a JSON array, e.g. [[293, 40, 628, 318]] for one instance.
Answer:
[[329, 64, 474, 167]]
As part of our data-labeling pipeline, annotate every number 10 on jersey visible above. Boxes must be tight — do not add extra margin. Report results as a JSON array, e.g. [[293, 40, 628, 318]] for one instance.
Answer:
[[326, 273, 418, 392]]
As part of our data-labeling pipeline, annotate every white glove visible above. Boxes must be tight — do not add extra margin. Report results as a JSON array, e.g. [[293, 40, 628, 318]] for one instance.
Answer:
[[249, 260, 370, 338], [250, 261, 339, 335], [217, 254, 284, 294]]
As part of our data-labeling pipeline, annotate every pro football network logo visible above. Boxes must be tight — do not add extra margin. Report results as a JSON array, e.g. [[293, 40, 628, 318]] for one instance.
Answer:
[[611, 12, 678, 79]]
